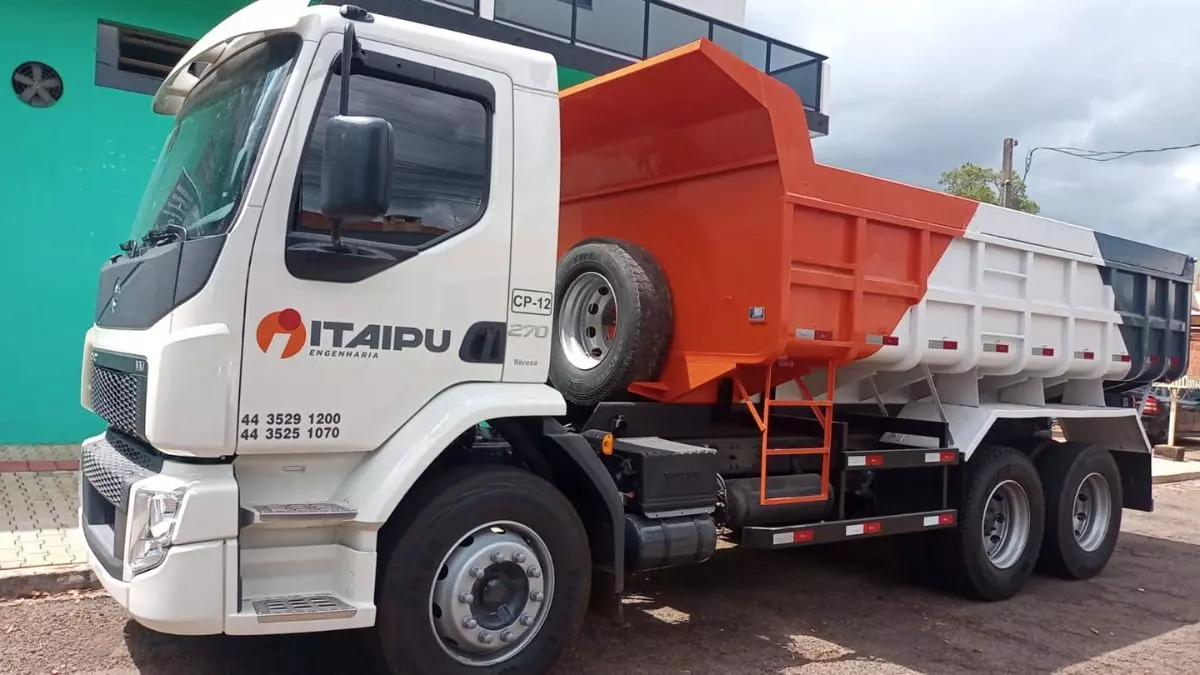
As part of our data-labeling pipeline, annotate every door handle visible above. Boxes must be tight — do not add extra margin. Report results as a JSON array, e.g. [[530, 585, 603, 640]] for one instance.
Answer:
[[459, 322, 507, 364]]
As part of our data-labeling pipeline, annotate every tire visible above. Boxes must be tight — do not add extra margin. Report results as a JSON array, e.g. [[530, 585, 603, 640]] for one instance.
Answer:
[[1036, 443, 1122, 580], [934, 445, 1045, 601], [373, 465, 592, 675], [550, 239, 672, 406]]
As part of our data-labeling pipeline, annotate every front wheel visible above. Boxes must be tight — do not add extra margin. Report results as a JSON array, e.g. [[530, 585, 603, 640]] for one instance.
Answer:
[[374, 465, 592, 674], [1036, 443, 1122, 580]]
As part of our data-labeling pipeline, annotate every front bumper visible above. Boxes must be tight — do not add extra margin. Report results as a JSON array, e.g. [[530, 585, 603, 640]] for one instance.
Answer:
[[79, 431, 238, 635], [86, 536, 227, 635]]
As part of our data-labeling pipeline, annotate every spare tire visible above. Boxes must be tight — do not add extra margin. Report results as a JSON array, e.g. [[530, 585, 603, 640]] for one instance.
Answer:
[[550, 239, 672, 406]]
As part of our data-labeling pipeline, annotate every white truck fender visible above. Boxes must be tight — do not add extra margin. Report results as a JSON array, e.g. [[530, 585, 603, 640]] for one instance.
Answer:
[[887, 403, 1152, 460], [335, 381, 567, 524]]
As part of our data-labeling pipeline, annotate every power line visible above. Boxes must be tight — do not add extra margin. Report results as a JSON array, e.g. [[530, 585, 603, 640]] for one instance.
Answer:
[[1023, 141, 1200, 181]]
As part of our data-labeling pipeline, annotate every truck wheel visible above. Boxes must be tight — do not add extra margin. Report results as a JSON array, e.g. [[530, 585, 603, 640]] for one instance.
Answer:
[[936, 445, 1045, 601], [551, 239, 672, 406], [1036, 443, 1122, 580], [374, 465, 592, 674]]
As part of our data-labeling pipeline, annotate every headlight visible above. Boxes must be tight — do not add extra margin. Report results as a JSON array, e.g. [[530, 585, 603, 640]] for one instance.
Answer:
[[128, 486, 188, 574]]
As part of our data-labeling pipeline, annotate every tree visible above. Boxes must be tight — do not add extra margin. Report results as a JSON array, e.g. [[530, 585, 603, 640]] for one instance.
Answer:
[[938, 162, 1040, 214]]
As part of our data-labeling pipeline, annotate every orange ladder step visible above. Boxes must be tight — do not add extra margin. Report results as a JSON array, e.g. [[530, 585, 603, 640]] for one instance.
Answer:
[[734, 361, 837, 507]]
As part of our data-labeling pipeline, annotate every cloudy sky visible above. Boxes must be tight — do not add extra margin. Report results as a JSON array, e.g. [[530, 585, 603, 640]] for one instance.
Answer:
[[746, 0, 1200, 257]]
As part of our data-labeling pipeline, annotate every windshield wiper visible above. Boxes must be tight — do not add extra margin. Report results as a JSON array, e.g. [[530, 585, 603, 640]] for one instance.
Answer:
[[141, 224, 189, 248]]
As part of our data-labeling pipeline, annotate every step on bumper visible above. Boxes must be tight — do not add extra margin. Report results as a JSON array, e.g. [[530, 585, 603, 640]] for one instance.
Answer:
[[251, 594, 357, 623]]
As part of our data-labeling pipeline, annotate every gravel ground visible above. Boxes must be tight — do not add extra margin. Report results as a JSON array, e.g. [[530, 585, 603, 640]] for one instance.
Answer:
[[4, 481, 1200, 674]]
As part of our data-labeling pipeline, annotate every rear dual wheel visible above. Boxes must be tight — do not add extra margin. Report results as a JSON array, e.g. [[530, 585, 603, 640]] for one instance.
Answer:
[[935, 445, 1046, 601], [934, 443, 1122, 601], [1036, 443, 1122, 580]]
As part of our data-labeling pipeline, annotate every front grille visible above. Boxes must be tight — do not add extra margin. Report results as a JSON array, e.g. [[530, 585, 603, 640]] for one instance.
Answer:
[[90, 363, 144, 436], [81, 433, 159, 510]]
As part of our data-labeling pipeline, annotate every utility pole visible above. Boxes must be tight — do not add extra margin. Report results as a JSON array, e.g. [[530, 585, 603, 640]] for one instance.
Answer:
[[1000, 137, 1017, 208]]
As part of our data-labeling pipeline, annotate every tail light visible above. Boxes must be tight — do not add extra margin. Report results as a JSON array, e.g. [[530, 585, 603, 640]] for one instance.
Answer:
[[1143, 395, 1160, 415]]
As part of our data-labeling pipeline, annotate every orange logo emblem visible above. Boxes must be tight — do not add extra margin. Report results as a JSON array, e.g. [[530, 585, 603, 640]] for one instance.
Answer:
[[256, 308, 307, 359]]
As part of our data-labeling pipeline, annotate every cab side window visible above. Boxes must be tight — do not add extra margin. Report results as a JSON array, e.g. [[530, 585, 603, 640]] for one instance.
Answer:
[[293, 69, 491, 247]]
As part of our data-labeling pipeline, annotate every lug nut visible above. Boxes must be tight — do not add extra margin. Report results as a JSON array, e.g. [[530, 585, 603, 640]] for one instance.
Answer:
[[458, 592, 474, 604], [478, 631, 494, 644], [469, 566, 484, 579], [462, 617, 478, 629], [500, 630, 514, 643], [526, 565, 541, 579], [512, 552, 527, 564], [519, 615, 534, 627], [490, 551, 506, 563], [529, 590, 545, 603]]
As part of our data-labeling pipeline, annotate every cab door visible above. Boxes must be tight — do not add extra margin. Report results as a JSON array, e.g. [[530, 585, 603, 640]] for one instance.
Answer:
[[237, 32, 514, 453]]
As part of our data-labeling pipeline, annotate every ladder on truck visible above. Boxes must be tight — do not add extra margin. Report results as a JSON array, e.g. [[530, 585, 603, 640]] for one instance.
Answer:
[[732, 360, 835, 507], [733, 359, 962, 550]]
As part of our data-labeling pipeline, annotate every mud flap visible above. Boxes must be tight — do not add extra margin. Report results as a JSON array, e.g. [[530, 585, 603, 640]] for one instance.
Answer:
[[538, 418, 626, 623]]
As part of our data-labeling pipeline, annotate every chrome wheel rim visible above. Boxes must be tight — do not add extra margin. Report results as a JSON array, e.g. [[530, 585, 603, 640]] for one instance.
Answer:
[[559, 271, 618, 371], [1073, 472, 1112, 552], [982, 479, 1031, 570], [429, 521, 554, 667]]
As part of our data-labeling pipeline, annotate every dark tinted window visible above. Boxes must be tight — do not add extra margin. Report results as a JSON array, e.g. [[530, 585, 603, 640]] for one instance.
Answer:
[[646, 2, 708, 56], [574, 0, 642, 57], [295, 74, 490, 247], [495, 0, 572, 38]]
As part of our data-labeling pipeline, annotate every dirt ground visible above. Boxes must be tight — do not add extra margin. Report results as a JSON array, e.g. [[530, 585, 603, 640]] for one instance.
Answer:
[[4, 481, 1200, 674]]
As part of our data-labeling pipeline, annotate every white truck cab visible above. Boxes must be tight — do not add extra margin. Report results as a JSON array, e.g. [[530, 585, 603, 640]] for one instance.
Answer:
[[78, 1, 1184, 673], [81, 0, 586, 666]]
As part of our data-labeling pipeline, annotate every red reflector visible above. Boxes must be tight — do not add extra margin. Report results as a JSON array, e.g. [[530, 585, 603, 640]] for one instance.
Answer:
[[882, 335, 900, 346], [864, 521, 882, 534], [866, 454, 884, 467], [995, 344, 1009, 353], [939, 451, 957, 463], [1082, 351, 1095, 361], [938, 513, 955, 526], [793, 530, 814, 543], [1119, 354, 1132, 362], [1149, 354, 1160, 365], [1145, 396, 1160, 415], [814, 330, 834, 341], [1169, 357, 1180, 368], [1043, 347, 1055, 357], [943, 340, 959, 350]]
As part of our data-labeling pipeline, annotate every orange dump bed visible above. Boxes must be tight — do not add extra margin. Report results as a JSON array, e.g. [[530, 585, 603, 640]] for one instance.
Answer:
[[558, 40, 977, 404]]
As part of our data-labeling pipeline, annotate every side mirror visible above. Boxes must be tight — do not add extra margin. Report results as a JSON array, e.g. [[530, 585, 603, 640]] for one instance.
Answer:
[[320, 114, 393, 219]]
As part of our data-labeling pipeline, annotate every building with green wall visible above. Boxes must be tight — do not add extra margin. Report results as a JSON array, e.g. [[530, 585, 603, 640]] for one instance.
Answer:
[[1, 0, 827, 445], [2, 0, 247, 444]]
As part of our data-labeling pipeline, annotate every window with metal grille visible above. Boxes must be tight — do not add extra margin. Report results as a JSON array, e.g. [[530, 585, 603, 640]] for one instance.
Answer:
[[95, 21, 195, 95]]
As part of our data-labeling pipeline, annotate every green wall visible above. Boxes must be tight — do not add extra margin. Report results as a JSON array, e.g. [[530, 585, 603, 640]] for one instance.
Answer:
[[0, 1, 596, 445], [558, 66, 594, 89], [0, 0, 248, 444]]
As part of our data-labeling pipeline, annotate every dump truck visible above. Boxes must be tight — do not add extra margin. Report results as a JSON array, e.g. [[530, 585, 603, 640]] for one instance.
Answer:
[[78, 1, 1193, 673]]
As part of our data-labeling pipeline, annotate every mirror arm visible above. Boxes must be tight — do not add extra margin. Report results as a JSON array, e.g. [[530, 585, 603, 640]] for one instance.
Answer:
[[330, 22, 361, 252]]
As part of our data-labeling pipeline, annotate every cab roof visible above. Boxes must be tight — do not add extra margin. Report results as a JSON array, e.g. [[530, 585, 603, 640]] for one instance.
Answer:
[[154, 0, 560, 115]]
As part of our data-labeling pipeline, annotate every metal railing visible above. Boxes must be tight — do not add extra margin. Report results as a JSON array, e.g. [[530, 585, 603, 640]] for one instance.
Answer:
[[423, 0, 826, 112], [430, 0, 483, 11]]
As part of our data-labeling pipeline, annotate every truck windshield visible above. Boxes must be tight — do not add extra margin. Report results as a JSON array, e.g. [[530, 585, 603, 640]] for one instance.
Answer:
[[128, 33, 301, 245]]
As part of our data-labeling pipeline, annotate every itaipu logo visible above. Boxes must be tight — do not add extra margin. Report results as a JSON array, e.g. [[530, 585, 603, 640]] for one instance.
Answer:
[[256, 308, 451, 360], [256, 308, 307, 359]]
